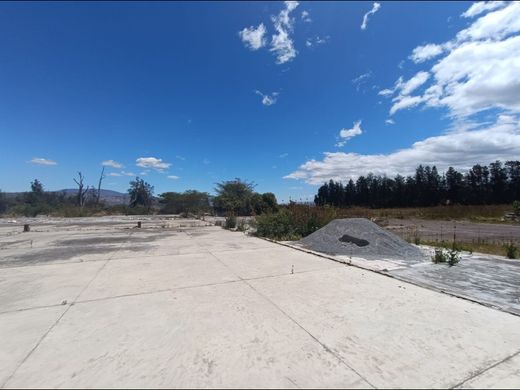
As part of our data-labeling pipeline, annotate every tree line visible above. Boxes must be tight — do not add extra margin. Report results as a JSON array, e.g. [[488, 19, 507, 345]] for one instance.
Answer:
[[314, 160, 520, 208], [0, 176, 278, 217]]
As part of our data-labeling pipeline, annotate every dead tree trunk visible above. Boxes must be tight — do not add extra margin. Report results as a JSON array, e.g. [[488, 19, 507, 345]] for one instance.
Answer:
[[96, 167, 105, 205], [73, 172, 89, 208]]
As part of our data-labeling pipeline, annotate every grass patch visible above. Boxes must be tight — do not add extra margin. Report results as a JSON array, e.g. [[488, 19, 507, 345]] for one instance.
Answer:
[[335, 204, 512, 223], [423, 240, 518, 258]]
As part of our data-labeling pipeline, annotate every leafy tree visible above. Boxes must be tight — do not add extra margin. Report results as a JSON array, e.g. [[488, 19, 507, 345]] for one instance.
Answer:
[[31, 179, 44, 195], [128, 177, 154, 209], [313, 160, 520, 208], [213, 178, 255, 215]]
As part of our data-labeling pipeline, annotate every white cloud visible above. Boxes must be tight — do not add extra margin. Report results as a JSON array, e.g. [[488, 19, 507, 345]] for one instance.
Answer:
[[279, 153, 289, 158], [255, 90, 279, 106], [285, 115, 520, 184], [101, 159, 124, 169], [121, 171, 137, 176], [461, 1, 506, 18], [167, 175, 180, 180], [400, 71, 430, 95], [301, 10, 312, 22], [384, 3, 520, 119], [335, 120, 363, 147], [238, 23, 267, 50], [361, 2, 381, 30], [378, 88, 393, 97], [456, 2, 520, 42], [385, 119, 395, 125], [390, 95, 424, 115], [352, 71, 372, 91], [29, 157, 57, 166], [135, 157, 171, 171], [305, 35, 329, 48], [108, 172, 122, 177], [410, 43, 445, 63], [270, 1, 299, 64]]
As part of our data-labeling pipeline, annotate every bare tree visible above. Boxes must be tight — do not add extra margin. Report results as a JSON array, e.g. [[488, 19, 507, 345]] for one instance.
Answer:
[[73, 172, 89, 208], [96, 166, 106, 205]]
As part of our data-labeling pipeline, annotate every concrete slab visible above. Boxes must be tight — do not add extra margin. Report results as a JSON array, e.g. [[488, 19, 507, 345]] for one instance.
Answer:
[[2, 217, 520, 388], [0, 261, 105, 313], [5, 285, 369, 389], [459, 353, 520, 389], [78, 253, 240, 302], [390, 254, 520, 315], [249, 267, 520, 388], [0, 306, 66, 386], [212, 246, 343, 279]]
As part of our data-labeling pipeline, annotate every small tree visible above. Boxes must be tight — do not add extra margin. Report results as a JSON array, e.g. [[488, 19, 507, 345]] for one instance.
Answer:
[[213, 178, 256, 216], [73, 172, 90, 208], [128, 177, 154, 209], [31, 179, 44, 195], [96, 166, 106, 205]]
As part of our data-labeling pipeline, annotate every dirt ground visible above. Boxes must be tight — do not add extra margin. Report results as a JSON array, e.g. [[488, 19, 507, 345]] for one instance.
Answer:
[[384, 218, 520, 244]]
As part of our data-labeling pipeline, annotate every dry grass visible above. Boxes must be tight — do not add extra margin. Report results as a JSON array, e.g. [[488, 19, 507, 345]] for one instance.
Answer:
[[421, 240, 518, 258], [335, 204, 512, 223]]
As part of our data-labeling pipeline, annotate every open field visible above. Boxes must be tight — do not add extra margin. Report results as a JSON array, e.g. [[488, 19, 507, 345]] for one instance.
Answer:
[[1, 216, 520, 388], [335, 204, 514, 223]]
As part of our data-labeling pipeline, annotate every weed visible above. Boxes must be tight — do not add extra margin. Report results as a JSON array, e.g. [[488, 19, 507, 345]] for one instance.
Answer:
[[505, 242, 518, 259], [224, 215, 237, 229], [432, 248, 447, 263]]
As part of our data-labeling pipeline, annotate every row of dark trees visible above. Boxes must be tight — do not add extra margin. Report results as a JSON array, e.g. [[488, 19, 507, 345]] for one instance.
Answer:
[[314, 160, 520, 208]]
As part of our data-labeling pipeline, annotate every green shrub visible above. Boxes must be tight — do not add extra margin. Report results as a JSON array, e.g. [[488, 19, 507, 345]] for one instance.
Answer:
[[225, 215, 237, 229], [254, 204, 337, 241], [254, 209, 299, 240], [432, 246, 461, 266], [505, 242, 518, 259], [236, 219, 248, 232], [447, 247, 461, 266], [513, 200, 520, 216], [432, 248, 447, 263]]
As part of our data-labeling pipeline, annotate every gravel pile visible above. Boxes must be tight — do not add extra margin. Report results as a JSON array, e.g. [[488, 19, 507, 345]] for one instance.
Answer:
[[297, 218, 428, 263]]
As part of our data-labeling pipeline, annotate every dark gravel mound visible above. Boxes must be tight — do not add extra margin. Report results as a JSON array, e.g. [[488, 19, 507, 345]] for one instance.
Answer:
[[298, 218, 428, 263]]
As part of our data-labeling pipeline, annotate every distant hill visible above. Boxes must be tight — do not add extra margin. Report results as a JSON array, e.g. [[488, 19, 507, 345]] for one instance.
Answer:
[[3, 189, 130, 206], [59, 189, 130, 206]]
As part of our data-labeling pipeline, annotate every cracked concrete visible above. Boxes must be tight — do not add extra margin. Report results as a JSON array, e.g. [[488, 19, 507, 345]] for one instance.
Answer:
[[1, 217, 520, 388]]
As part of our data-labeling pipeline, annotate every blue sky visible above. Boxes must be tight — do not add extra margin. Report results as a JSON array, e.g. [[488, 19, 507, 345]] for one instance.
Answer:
[[1, 1, 519, 203]]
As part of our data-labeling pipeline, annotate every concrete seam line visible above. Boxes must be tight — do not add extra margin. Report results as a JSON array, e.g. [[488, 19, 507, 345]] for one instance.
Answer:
[[449, 348, 520, 389], [0, 250, 115, 388], [0, 304, 71, 388], [241, 278, 377, 389], [259, 237, 520, 318]]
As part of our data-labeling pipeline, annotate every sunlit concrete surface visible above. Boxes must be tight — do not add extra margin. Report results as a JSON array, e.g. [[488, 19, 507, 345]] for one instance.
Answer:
[[1, 216, 520, 388]]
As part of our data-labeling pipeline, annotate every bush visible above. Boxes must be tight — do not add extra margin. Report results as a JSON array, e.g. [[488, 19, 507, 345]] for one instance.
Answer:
[[432, 248, 447, 263], [505, 242, 518, 259], [513, 201, 520, 216], [254, 204, 337, 241], [236, 219, 248, 232], [254, 209, 299, 240], [447, 247, 461, 266], [431, 246, 461, 266], [225, 215, 237, 229]]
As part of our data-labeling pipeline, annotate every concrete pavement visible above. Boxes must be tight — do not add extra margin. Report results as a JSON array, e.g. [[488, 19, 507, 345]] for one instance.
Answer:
[[1, 217, 520, 388]]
